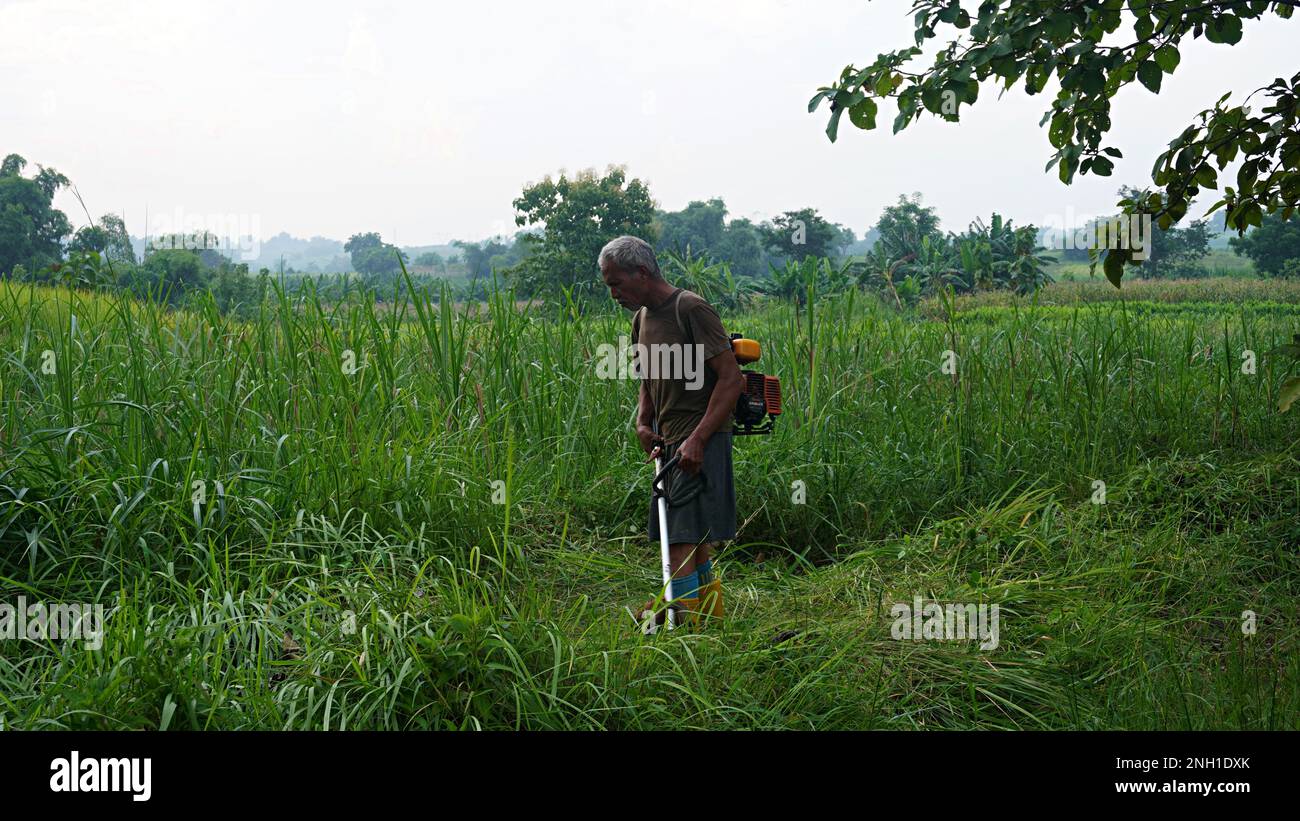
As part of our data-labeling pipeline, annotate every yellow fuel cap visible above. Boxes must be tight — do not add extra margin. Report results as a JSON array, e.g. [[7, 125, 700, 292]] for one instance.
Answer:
[[732, 337, 761, 364]]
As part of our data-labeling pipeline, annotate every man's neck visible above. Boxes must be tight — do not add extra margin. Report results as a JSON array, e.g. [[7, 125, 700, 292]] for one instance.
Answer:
[[645, 283, 680, 311]]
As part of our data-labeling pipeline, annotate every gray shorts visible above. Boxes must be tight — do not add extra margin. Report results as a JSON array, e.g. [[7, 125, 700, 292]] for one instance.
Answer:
[[648, 430, 736, 545]]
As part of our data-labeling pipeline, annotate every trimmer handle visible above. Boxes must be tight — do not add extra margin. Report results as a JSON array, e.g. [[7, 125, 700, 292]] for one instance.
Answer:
[[652, 450, 681, 498]]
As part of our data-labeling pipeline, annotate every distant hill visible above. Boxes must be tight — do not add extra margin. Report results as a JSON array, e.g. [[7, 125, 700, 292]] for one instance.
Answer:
[[125, 233, 476, 274]]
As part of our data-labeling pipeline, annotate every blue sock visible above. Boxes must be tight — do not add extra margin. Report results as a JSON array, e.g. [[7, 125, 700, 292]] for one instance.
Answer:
[[669, 569, 700, 600], [696, 559, 713, 586]]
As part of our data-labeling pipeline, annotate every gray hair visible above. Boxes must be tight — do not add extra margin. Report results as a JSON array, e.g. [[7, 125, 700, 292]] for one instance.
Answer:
[[598, 235, 661, 279]]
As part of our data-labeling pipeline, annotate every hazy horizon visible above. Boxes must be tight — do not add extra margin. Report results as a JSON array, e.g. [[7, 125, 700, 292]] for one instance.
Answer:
[[3, 0, 1294, 246]]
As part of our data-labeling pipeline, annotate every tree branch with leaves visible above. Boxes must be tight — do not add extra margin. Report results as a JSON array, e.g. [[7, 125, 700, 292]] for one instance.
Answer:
[[810, 0, 1298, 286]]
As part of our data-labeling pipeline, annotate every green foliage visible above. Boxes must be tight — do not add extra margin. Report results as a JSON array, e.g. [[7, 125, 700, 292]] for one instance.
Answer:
[[872, 193, 943, 261], [1230, 212, 1300, 276], [454, 236, 529, 280], [0, 152, 72, 275], [345, 232, 408, 286], [1106, 185, 1211, 279], [205, 264, 271, 320], [894, 273, 922, 306], [656, 198, 725, 254], [812, 1, 1300, 286], [760, 256, 854, 306], [905, 234, 962, 293], [715, 217, 766, 278], [953, 213, 1056, 295], [68, 214, 136, 265], [135, 248, 210, 303], [507, 165, 656, 301], [659, 249, 757, 313], [413, 251, 444, 270], [860, 201, 1053, 300], [2, 281, 1296, 728], [759, 207, 855, 264], [853, 242, 916, 309], [1269, 333, 1300, 413], [654, 199, 768, 277], [1150, 218, 1213, 279], [148, 230, 232, 270]]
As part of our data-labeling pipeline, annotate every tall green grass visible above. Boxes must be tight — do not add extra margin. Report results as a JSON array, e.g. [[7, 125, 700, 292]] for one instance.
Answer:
[[1, 277, 1295, 729]]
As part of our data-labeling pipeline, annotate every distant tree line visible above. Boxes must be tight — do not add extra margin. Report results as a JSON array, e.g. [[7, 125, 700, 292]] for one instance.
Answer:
[[7, 149, 1300, 316]]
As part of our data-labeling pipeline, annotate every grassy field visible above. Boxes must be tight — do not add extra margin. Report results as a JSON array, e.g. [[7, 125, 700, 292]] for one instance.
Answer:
[[1, 277, 1297, 729], [1048, 248, 1256, 281]]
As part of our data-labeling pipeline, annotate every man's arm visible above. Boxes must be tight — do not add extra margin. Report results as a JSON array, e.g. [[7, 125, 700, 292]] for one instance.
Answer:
[[635, 380, 659, 456], [674, 349, 744, 474]]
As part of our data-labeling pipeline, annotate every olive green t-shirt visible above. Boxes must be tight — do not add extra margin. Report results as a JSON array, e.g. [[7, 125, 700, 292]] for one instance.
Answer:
[[631, 288, 734, 444]]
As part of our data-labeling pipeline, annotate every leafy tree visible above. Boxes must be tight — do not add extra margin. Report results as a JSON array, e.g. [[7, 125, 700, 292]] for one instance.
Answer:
[[68, 226, 108, 257], [1069, 184, 1212, 277], [811, 0, 1300, 286], [0, 152, 72, 275], [344, 232, 382, 253], [656, 199, 769, 277], [69, 214, 136, 265], [871, 193, 944, 261], [413, 251, 445, 271], [344, 232, 406, 283], [148, 229, 229, 269], [715, 217, 767, 278], [656, 198, 727, 256], [488, 238, 531, 274], [32, 166, 69, 199], [454, 238, 512, 278], [129, 248, 210, 303], [206, 263, 269, 319], [760, 208, 855, 263], [509, 165, 657, 300], [1151, 217, 1212, 277], [0, 204, 37, 275], [1229, 212, 1300, 275]]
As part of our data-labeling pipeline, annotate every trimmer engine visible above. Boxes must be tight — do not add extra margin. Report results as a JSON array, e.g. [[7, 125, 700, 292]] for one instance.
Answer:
[[729, 333, 781, 435]]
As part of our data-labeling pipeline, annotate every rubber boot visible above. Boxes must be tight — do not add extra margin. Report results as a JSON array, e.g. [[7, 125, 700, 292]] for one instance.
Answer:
[[680, 597, 702, 629], [699, 578, 723, 622]]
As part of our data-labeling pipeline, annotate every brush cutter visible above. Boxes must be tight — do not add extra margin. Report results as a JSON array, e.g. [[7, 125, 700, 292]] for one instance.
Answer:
[[634, 443, 705, 633]]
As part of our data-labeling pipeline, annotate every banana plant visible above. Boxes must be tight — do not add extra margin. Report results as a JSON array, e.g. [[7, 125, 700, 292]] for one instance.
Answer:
[[660, 248, 756, 312], [856, 244, 915, 309], [761, 258, 813, 305], [902, 234, 962, 294], [958, 213, 1056, 295]]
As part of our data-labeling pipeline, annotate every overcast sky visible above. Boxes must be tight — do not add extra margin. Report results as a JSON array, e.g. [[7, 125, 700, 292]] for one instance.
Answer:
[[2, 0, 1295, 245]]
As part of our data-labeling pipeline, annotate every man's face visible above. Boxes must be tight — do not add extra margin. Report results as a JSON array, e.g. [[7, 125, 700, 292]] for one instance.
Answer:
[[601, 263, 649, 310]]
